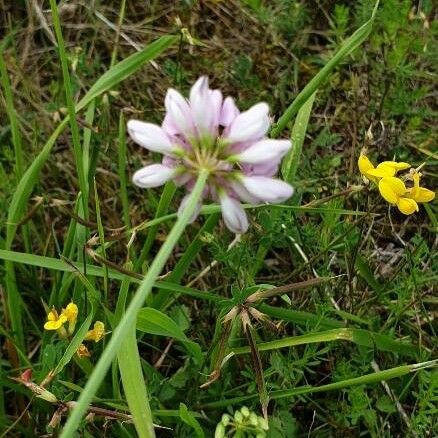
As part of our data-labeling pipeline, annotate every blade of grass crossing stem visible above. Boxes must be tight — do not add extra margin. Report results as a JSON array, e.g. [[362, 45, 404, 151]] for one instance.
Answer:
[[118, 113, 131, 230], [4, 35, 177, 353], [112, 265, 132, 399], [153, 213, 220, 310], [270, 0, 379, 137], [251, 93, 316, 277], [60, 170, 209, 437], [118, 324, 154, 438], [201, 360, 437, 409]]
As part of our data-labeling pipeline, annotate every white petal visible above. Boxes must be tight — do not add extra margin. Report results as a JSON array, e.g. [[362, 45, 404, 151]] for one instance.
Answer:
[[127, 120, 174, 155], [229, 180, 260, 204], [177, 193, 202, 224], [226, 102, 270, 143], [220, 96, 240, 127], [132, 164, 175, 188], [165, 89, 194, 136], [240, 176, 294, 203], [236, 139, 291, 164], [220, 194, 249, 234], [210, 89, 223, 131]]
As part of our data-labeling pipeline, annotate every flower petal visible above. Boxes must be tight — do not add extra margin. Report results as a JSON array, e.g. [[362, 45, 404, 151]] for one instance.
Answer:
[[235, 139, 292, 164], [189, 76, 219, 135], [164, 88, 195, 137], [240, 176, 294, 203], [396, 197, 418, 215], [226, 102, 270, 143], [177, 193, 202, 224], [367, 164, 396, 178], [407, 187, 435, 203], [220, 96, 239, 127], [133, 164, 175, 188], [229, 180, 260, 204], [380, 161, 410, 171], [220, 194, 249, 234], [127, 120, 175, 155], [378, 177, 406, 203], [358, 154, 374, 176]]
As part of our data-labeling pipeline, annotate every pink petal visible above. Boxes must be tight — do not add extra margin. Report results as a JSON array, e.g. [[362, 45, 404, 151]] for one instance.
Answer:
[[240, 176, 294, 203], [243, 161, 279, 177], [127, 120, 174, 155], [177, 193, 202, 224], [235, 139, 291, 164], [165, 89, 195, 137], [132, 164, 175, 188], [220, 96, 240, 127], [220, 194, 249, 234], [226, 102, 270, 143], [162, 112, 179, 136]]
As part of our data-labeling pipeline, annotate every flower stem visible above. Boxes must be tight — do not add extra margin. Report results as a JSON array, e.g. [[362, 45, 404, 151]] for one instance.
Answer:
[[60, 169, 209, 437]]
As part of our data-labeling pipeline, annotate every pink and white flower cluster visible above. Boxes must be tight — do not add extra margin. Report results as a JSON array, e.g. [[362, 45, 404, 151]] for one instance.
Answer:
[[128, 76, 294, 234]]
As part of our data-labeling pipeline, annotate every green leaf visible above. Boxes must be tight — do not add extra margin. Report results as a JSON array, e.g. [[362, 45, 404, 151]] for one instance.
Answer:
[[281, 92, 316, 183], [118, 325, 155, 438], [137, 308, 202, 362], [179, 403, 205, 438]]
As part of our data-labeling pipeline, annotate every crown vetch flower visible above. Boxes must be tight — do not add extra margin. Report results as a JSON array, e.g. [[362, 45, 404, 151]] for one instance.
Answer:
[[128, 76, 294, 234]]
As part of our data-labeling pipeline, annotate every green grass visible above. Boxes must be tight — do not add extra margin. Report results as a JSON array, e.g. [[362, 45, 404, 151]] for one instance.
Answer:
[[0, 1, 436, 437]]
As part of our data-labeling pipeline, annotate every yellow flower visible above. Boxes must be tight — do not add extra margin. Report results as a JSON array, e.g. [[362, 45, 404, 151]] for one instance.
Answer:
[[406, 172, 435, 204], [62, 302, 78, 323], [85, 321, 106, 343], [62, 302, 78, 336], [44, 308, 67, 331], [358, 154, 410, 182], [378, 177, 419, 215], [77, 344, 91, 358]]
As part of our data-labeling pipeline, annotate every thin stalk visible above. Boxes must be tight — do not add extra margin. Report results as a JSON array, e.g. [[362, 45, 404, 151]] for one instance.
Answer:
[[49, 0, 88, 213], [60, 170, 209, 437]]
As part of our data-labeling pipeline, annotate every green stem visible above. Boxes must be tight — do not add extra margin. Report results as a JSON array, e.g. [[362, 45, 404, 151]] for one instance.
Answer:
[[60, 169, 209, 437]]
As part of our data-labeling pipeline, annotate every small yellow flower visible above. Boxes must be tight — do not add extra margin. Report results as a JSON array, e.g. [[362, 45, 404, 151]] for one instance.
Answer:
[[44, 308, 67, 331], [378, 177, 419, 215], [62, 302, 78, 323], [406, 172, 435, 204], [85, 321, 106, 343], [62, 302, 78, 335], [77, 344, 91, 358]]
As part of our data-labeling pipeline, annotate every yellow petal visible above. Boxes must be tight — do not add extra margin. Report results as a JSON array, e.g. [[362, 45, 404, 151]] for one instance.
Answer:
[[380, 161, 410, 171], [47, 311, 57, 322], [85, 321, 106, 342], [358, 154, 375, 176], [378, 177, 406, 203], [407, 187, 435, 203], [62, 302, 78, 323], [396, 197, 418, 215], [44, 319, 64, 330], [367, 164, 396, 178]]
